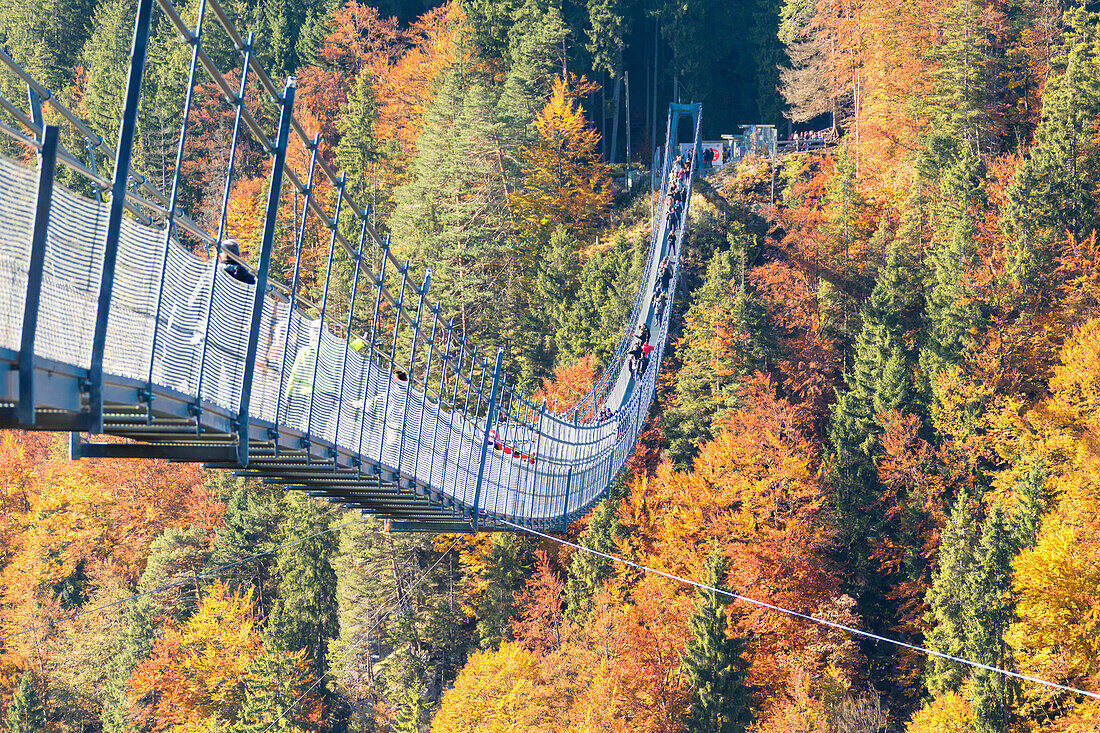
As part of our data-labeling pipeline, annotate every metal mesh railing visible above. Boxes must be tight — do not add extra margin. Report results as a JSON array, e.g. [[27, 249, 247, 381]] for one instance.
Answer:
[[0, 0, 702, 528]]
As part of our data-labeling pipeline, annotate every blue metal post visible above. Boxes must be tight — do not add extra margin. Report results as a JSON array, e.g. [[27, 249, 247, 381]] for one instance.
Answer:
[[414, 303, 440, 489], [306, 174, 345, 444], [457, 343, 478, 502], [335, 215, 368, 465], [532, 397, 547, 521], [275, 135, 319, 434], [26, 86, 43, 140], [145, 0, 206, 420], [84, 138, 103, 203], [428, 317, 453, 488], [235, 77, 296, 468], [356, 238, 389, 471], [439, 330, 465, 498], [471, 349, 505, 531], [88, 0, 155, 433], [17, 124, 59, 426], [196, 36, 253, 412], [377, 261, 409, 475], [397, 269, 430, 481]]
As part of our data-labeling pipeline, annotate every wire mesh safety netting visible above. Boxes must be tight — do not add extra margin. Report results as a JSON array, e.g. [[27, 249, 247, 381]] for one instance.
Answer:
[[0, 98, 701, 526]]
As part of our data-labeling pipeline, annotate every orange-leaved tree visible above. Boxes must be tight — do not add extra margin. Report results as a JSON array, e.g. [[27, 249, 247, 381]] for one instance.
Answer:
[[511, 78, 611, 244]]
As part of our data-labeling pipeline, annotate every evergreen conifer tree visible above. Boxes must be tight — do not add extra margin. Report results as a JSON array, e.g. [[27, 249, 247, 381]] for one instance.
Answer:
[[6, 672, 45, 733], [390, 61, 518, 351], [926, 492, 979, 695], [682, 549, 753, 733], [392, 681, 430, 733], [565, 487, 624, 620], [102, 595, 158, 732], [211, 479, 283, 618], [336, 68, 382, 211], [237, 647, 315, 733], [497, 0, 568, 143], [929, 0, 989, 147], [1003, 10, 1100, 291], [270, 493, 339, 678], [967, 504, 1019, 733], [475, 533, 533, 649], [0, 0, 95, 99], [919, 145, 983, 398]]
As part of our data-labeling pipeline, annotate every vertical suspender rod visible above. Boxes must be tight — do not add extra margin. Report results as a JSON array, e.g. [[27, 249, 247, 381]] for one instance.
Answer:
[[88, 0, 155, 433], [145, 0, 206, 420], [17, 124, 59, 426], [471, 348, 504, 532], [236, 77, 296, 468]]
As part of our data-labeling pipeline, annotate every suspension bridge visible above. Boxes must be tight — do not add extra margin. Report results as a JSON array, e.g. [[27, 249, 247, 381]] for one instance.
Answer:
[[0, 0, 702, 532]]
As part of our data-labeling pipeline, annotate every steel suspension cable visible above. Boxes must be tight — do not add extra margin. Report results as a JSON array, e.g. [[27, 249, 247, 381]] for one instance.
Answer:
[[498, 519, 1100, 701], [257, 536, 463, 733]]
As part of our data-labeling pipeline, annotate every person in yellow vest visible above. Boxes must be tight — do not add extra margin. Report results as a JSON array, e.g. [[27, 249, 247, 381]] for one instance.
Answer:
[[285, 319, 340, 439]]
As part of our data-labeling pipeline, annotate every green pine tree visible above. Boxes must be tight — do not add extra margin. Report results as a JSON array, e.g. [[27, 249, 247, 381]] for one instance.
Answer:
[[564, 484, 625, 620], [392, 681, 431, 733], [211, 478, 284, 618], [665, 237, 771, 466], [102, 595, 158, 732], [682, 549, 753, 733], [237, 647, 316, 733], [389, 60, 520, 353], [336, 68, 382, 213], [475, 533, 533, 650], [270, 493, 339, 678], [1003, 10, 1100, 291], [0, 0, 95, 98], [928, 0, 989, 147], [6, 672, 45, 733], [497, 0, 568, 143], [919, 144, 984, 400], [926, 492, 979, 695], [966, 504, 1019, 733]]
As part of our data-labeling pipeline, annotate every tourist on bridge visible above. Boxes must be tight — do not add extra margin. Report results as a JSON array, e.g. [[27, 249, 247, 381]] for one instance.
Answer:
[[653, 288, 668, 320], [638, 342, 654, 376], [220, 239, 255, 285], [659, 258, 674, 291], [285, 320, 340, 438]]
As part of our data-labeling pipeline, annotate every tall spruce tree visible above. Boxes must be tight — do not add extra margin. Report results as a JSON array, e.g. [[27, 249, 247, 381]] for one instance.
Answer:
[[0, 0, 95, 99], [392, 681, 431, 733], [828, 224, 916, 574], [102, 595, 158, 732], [682, 549, 753, 733], [1003, 10, 1100, 292], [926, 492, 980, 695], [967, 504, 1019, 733], [336, 68, 381, 199], [269, 493, 339, 678], [497, 0, 569, 145], [565, 486, 624, 620], [475, 533, 533, 649], [237, 647, 315, 733], [390, 60, 520, 352], [211, 478, 283, 619], [919, 144, 983, 400], [929, 0, 989, 148], [6, 672, 45, 733]]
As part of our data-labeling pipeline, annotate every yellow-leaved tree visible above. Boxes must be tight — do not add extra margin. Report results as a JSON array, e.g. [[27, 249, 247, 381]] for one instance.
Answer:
[[510, 78, 612, 244], [127, 581, 316, 732]]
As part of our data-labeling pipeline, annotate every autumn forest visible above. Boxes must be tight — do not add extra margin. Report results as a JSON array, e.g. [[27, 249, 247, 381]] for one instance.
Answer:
[[1, 0, 1099, 729]]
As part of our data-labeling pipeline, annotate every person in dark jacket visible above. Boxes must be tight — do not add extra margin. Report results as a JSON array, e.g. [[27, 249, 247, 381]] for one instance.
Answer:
[[220, 239, 255, 285]]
